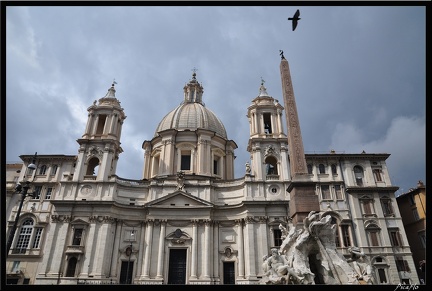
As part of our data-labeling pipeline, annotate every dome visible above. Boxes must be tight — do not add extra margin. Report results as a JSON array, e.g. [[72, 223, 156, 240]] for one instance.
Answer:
[[154, 72, 227, 138]]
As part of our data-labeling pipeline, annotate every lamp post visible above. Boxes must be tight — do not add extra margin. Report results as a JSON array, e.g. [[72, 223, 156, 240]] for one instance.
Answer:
[[6, 153, 37, 257]]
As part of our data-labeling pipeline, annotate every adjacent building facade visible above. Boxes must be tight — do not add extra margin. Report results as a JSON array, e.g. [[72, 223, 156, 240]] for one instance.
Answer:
[[396, 181, 426, 284], [5, 57, 420, 285]]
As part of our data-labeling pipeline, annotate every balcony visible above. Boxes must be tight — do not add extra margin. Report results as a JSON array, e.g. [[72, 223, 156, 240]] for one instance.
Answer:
[[65, 245, 85, 254], [266, 174, 279, 181]]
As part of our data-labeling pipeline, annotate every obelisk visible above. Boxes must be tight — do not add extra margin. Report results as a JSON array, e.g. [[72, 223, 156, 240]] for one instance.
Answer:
[[279, 51, 319, 226]]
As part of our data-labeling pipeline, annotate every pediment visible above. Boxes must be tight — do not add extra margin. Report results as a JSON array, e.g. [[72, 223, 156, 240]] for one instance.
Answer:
[[146, 191, 213, 208], [70, 218, 89, 226]]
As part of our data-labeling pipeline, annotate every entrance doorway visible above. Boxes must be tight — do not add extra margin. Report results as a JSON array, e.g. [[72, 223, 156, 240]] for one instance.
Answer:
[[223, 262, 235, 284], [168, 249, 187, 284], [119, 260, 133, 284]]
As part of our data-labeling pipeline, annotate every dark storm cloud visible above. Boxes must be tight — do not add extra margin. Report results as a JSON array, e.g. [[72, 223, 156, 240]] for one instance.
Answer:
[[6, 5, 425, 195]]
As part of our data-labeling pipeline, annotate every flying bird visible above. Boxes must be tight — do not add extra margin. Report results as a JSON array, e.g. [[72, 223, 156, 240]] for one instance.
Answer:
[[288, 9, 300, 31]]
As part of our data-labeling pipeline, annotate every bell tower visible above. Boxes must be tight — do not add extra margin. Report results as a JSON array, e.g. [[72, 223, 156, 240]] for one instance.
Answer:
[[246, 79, 290, 181], [73, 82, 126, 182]]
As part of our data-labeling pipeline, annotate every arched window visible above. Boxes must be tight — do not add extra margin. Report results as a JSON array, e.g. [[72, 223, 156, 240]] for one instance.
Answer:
[[307, 164, 313, 174], [86, 157, 100, 176], [265, 156, 278, 175], [14, 218, 34, 254], [151, 153, 160, 177], [50, 164, 58, 176], [331, 164, 337, 175], [319, 164, 326, 174], [39, 165, 47, 175], [354, 166, 364, 186]]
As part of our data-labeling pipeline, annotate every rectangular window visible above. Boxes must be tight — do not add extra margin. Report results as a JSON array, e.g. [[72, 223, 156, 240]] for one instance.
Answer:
[[12, 261, 20, 273], [273, 229, 282, 247], [381, 199, 393, 216], [373, 169, 382, 182], [72, 229, 83, 246], [334, 185, 343, 200], [389, 230, 402, 247], [45, 187, 53, 200], [181, 153, 191, 171], [33, 186, 42, 199], [369, 231, 379, 246], [377, 268, 387, 283], [15, 227, 32, 253], [362, 200, 373, 215], [412, 209, 420, 221], [341, 225, 351, 247], [395, 258, 410, 272], [213, 159, 218, 175], [51, 165, 58, 176], [32, 228, 43, 248], [408, 194, 415, 205], [321, 185, 331, 200]]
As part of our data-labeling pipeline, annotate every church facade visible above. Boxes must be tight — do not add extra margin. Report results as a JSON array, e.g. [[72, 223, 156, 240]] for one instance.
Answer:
[[5, 57, 419, 285]]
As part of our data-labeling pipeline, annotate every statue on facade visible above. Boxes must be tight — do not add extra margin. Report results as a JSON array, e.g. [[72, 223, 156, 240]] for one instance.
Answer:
[[176, 171, 185, 191], [245, 162, 251, 174]]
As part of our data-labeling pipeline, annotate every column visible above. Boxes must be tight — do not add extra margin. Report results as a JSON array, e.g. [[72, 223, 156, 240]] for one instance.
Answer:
[[244, 218, 256, 278], [236, 219, 245, 278], [44, 221, 68, 276], [203, 220, 211, 279], [190, 220, 198, 279], [91, 115, 99, 137], [110, 220, 121, 277], [141, 220, 153, 278], [213, 221, 219, 280], [93, 222, 108, 277], [107, 113, 115, 136], [276, 110, 281, 134], [83, 113, 94, 138], [156, 220, 166, 278], [136, 222, 145, 278], [81, 221, 96, 276]]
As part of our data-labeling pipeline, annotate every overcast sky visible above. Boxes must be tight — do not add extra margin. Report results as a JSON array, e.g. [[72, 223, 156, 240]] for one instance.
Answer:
[[5, 5, 426, 196]]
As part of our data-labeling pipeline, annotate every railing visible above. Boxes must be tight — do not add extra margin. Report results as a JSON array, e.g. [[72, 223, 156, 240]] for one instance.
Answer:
[[77, 279, 117, 284], [116, 177, 148, 186], [266, 174, 279, 181]]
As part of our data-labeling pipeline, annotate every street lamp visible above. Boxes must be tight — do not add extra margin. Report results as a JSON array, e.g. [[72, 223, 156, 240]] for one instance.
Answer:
[[6, 152, 37, 257]]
